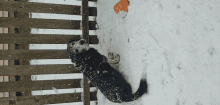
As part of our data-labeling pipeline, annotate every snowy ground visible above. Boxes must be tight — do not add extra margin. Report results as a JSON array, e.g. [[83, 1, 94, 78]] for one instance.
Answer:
[[94, 0, 220, 105]]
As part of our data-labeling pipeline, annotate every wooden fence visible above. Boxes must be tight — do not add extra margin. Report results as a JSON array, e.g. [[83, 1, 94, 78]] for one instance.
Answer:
[[0, 0, 98, 105]]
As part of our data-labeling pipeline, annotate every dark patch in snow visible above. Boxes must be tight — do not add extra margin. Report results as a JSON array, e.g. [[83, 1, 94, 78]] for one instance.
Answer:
[[177, 63, 182, 70], [183, 100, 186, 105], [195, 102, 203, 105], [203, 27, 208, 31], [208, 47, 216, 57], [163, 52, 173, 78], [159, 3, 163, 10], [176, 4, 181, 9], [176, 99, 180, 105], [109, 38, 112, 44], [179, 88, 182, 93], [161, 79, 165, 87], [149, 31, 159, 45], [177, 99, 186, 105], [176, 29, 180, 34], [168, 71, 173, 78]]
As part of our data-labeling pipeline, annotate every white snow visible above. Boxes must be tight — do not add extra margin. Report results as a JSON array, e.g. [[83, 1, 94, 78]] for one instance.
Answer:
[[95, 0, 220, 105]]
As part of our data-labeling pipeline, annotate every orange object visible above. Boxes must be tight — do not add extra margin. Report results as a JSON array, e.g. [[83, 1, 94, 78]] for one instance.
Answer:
[[114, 0, 129, 14]]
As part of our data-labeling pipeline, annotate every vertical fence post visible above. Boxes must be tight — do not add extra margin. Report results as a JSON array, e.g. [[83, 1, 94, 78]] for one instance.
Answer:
[[82, 0, 89, 42], [82, 0, 90, 105]]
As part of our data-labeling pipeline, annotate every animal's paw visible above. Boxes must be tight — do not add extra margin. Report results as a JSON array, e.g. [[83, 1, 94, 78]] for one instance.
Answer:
[[74, 63, 83, 70], [108, 52, 114, 59], [114, 54, 120, 63], [107, 52, 120, 64], [75, 65, 82, 70]]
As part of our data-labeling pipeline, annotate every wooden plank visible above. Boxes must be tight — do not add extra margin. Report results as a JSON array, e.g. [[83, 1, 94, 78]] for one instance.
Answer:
[[0, 65, 79, 76], [0, 1, 81, 15], [82, 0, 90, 104], [0, 79, 81, 91], [0, 17, 81, 29], [0, 93, 82, 105], [0, 50, 69, 60], [0, 34, 99, 44]]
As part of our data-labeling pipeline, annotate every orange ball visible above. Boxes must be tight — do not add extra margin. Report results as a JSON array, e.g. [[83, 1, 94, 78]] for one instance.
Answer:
[[114, 0, 129, 14]]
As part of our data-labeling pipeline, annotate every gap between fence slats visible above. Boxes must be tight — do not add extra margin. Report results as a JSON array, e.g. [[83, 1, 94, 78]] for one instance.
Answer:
[[90, 92, 97, 101], [89, 21, 97, 30]]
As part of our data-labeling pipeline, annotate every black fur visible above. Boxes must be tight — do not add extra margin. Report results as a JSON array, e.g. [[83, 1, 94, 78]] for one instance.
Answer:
[[67, 39, 147, 103]]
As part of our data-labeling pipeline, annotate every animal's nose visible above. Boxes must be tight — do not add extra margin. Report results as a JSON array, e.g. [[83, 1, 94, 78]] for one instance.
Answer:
[[79, 39, 85, 45]]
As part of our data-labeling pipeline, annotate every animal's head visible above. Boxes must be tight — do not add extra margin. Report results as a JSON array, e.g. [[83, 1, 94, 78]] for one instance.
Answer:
[[67, 39, 92, 71], [67, 39, 90, 55], [67, 39, 91, 65]]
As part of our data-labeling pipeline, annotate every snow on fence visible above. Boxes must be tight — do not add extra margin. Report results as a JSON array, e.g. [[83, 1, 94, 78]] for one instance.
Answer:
[[0, 0, 98, 105]]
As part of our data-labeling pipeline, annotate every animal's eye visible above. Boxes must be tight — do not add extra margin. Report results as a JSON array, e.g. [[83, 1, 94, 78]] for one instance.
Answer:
[[79, 40, 85, 45], [72, 43, 74, 45]]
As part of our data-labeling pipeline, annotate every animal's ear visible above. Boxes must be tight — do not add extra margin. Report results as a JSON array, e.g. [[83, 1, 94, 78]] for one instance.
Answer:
[[67, 40, 74, 44], [68, 38, 81, 43], [79, 39, 85, 45]]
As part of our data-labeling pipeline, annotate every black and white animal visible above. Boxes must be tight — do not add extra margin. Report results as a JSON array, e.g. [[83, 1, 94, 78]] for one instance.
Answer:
[[67, 39, 147, 103]]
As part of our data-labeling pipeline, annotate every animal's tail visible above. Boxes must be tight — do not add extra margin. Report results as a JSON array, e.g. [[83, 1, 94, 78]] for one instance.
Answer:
[[123, 79, 148, 102]]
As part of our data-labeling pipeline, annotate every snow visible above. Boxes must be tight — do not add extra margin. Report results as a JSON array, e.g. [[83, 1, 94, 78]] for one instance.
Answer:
[[94, 0, 220, 105]]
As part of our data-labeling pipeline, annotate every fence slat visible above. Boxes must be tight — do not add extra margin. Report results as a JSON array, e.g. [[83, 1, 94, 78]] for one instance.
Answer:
[[0, 50, 69, 60], [0, 93, 82, 105], [0, 17, 81, 29], [0, 79, 81, 91], [0, 34, 99, 44], [0, 65, 79, 75], [0, 1, 81, 15]]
